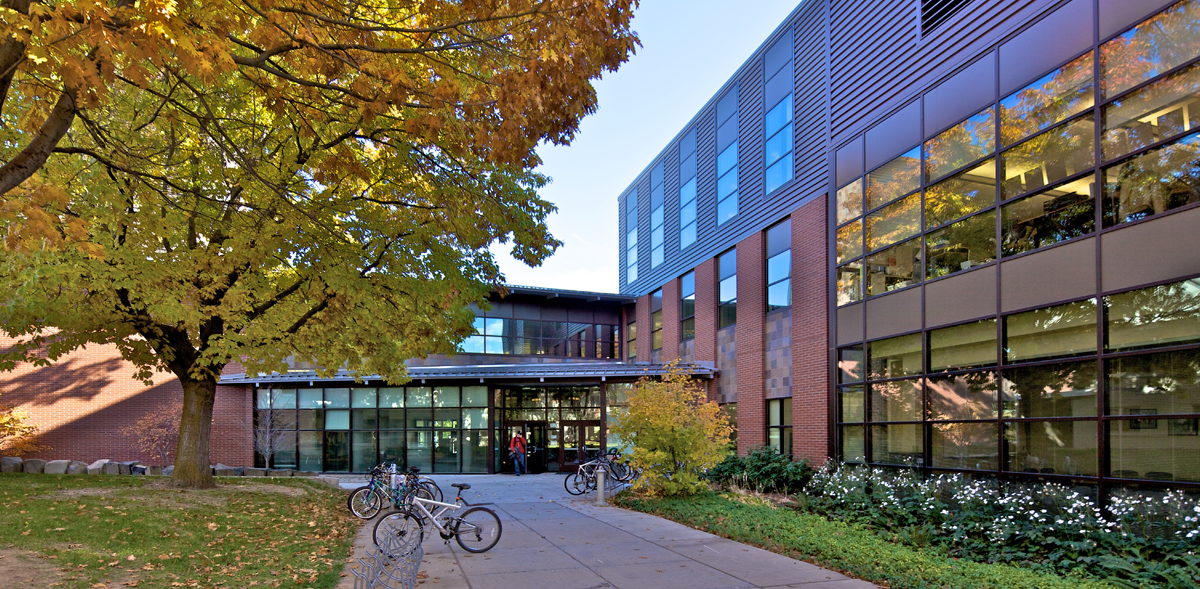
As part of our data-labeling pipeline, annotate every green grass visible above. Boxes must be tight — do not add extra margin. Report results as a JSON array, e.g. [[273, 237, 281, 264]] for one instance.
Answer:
[[615, 491, 1118, 589], [0, 473, 360, 588]]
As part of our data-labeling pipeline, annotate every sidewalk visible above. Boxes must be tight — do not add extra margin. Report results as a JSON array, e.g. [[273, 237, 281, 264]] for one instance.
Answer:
[[338, 473, 876, 589]]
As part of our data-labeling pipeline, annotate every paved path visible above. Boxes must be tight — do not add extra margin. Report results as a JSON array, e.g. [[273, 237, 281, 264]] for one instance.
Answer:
[[337, 474, 875, 589]]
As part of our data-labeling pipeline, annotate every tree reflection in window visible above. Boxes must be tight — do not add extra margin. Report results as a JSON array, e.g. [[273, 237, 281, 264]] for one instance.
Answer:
[[1102, 130, 1200, 226]]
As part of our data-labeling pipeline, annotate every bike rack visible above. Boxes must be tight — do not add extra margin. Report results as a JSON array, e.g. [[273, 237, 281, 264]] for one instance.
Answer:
[[349, 531, 424, 589]]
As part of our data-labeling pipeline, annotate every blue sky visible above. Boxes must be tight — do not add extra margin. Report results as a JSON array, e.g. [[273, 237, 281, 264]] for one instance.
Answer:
[[491, 0, 801, 293]]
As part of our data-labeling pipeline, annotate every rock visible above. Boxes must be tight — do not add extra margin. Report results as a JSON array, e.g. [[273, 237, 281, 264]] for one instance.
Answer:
[[0, 457, 22, 473], [162, 466, 174, 475], [118, 461, 140, 475], [43, 460, 70, 474], [267, 469, 293, 477], [244, 468, 267, 477], [213, 468, 237, 477], [22, 459, 46, 473], [146, 465, 164, 476], [231, 467, 245, 476], [131, 465, 148, 475], [100, 462, 120, 475], [66, 461, 88, 475], [87, 459, 110, 475], [294, 470, 318, 477]]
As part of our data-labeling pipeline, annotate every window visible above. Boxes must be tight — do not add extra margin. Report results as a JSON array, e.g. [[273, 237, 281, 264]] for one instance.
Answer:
[[459, 317, 618, 358], [626, 319, 637, 361], [837, 261, 864, 305], [1105, 278, 1200, 352], [767, 398, 792, 455], [1000, 115, 1095, 200], [650, 161, 665, 268], [766, 219, 791, 311], [837, 178, 864, 224], [925, 107, 994, 182], [678, 128, 698, 249], [1102, 62, 1200, 162], [650, 289, 663, 351], [1000, 177, 1095, 257], [866, 147, 920, 210], [924, 159, 996, 228], [1000, 52, 1094, 147], [1100, 0, 1200, 99], [1004, 299, 1097, 363], [924, 210, 996, 279], [718, 249, 737, 328], [865, 237, 921, 297], [928, 318, 998, 373], [680, 271, 696, 341], [764, 30, 794, 194], [717, 88, 740, 225], [625, 189, 638, 284], [921, 0, 974, 36], [865, 192, 921, 251], [1101, 130, 1200, 227]]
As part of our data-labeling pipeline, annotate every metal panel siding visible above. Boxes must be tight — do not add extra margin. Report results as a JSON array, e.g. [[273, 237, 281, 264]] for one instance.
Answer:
[[738, 65, 766, 215], [1099, 0, 1177, 39], [998, 0, 1093, 95], [836, 136, 864, 188], [1100, 207, 1200, 293], [864, 100, 921, 172], [923, 53, 996, 136]]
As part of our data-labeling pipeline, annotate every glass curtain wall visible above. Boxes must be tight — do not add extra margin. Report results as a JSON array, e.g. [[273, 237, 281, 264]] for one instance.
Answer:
[[494, 386, 604, 472], [255, 385, 489, 473]]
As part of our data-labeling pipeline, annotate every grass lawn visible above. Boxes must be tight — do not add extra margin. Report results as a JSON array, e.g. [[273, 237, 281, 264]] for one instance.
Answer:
[[0, 473, 360, 589], [616, 491, 1118, 589]]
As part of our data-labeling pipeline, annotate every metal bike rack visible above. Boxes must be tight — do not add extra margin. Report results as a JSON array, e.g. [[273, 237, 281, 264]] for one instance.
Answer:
[[349, 532, 424, 589]]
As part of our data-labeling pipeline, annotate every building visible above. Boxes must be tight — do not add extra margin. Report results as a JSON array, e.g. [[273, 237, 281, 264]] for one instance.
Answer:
[[616, 0, 1200, 493]]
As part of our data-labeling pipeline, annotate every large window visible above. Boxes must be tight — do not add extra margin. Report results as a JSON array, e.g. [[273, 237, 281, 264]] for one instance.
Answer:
[[650, 161, 665, 268], [767, 398, 793, 455], [650, 289, 663, 351], [679, 128, 698, 249], [256, 385, 489, 473], [836, 178, 865, 305], [626, 319, 637, 361], [836, 275, 1200, 484], [460, 317, 619, 359], [680, 271, 696, 341], [718, 249, 737, 328], [766, 219, 791, 311], [764, 29, 794, 194], [717, 88, 740, 225], [625, 189, 638, 284]]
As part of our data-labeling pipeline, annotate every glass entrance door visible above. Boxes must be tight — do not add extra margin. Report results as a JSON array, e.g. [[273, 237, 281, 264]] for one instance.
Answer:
[[501, 423, 548, 474], [560, 421, 601, 472]]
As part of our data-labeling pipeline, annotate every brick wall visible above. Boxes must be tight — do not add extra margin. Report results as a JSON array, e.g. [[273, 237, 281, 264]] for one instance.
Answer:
[[735, 232, 765, 454], [662, 277, 681, 363], [0, 335, 253, 466], [694, 258, 718, 369], [790, 195, 830, 466], [636, 293, 652, 362]]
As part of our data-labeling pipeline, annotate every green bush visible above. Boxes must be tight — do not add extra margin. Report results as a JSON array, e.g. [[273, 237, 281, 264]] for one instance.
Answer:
[[706, 446, 810, 494]]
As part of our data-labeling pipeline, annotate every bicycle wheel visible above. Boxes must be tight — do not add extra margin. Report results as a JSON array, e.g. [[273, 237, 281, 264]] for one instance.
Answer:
[[348, 486, 382, 520], [372, 510, 424, 548], [609, 461, 629, 482], [419, 479, 443, 503], [453, 507, 502, 553], [564, 472, 587, 496]]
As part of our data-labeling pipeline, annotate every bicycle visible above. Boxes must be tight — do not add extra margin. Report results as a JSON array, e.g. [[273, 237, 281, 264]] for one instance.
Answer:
[[373, 479, 503, 553], [347, 464, 442, 520], [564, 453, 641, 495]]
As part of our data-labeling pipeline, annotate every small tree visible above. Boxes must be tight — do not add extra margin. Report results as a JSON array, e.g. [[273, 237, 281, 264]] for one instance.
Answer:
[[252, 407, 292, 469], [609, 363, 732, 497], [0, 394, 45, 456], [119, 398, 182, 465]]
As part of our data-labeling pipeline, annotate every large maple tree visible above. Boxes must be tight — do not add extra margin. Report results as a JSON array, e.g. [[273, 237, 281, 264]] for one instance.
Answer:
[[0, 0, 638, 487]]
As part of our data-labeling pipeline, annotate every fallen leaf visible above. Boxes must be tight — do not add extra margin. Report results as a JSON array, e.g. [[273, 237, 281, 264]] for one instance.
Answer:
[[126, 555, 136, 561]]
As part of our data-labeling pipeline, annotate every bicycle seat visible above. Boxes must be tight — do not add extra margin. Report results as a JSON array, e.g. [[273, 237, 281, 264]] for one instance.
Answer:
[[408, 466, 421, 474], [451, 483, 471, 490]]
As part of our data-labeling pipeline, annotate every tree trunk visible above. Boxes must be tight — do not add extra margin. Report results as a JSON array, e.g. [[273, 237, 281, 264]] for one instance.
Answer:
[[172, 376, 218, 488]]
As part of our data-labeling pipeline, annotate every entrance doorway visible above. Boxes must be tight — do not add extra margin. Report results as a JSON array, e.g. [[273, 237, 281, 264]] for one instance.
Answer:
[[501, 423, 547, 474], [559, 421, 601, 472]]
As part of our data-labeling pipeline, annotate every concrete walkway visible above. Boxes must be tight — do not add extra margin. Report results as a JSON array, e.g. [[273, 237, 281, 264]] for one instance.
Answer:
[[338, 474, 875, 589]]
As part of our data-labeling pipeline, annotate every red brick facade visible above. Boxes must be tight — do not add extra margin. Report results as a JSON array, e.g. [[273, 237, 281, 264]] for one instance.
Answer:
[[635, 292, 652, 362], [693, 258, 718, 401], [791, 196, 830, 466], [0, 335, 253, 466], [735, 232, 766, 454], [661, 277, 681, 363]]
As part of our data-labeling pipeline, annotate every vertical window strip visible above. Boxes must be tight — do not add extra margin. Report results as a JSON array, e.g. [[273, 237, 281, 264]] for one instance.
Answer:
[[650, 161, 665, 268], [625, 188, 638, 284], [679, 128, 698, 249], [681, 271, 696, 341]]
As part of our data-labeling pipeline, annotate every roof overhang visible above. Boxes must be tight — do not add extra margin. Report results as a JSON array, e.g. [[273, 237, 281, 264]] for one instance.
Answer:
[[219, 362, 716, 386]]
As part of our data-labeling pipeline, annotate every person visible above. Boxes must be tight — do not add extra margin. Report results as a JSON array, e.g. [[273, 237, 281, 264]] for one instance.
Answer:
[[509, 431, 527, 476]]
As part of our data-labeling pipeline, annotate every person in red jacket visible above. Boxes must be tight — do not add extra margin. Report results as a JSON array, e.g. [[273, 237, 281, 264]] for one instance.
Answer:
[[509, 431, 527, 476]]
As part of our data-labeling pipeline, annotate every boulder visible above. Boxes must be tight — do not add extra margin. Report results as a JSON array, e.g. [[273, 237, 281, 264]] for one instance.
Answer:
[[213, 468, 237, 477], [87, 459, 110, 475], [295, 470, 318, 477], [145, 465, 164, 476], [43, 460, 70, 474], [22, 459, 46, 473], [100, 462, 120, 475], [66, 461, 89, 475], [118, 461, 140, 475], [267, 469, 293, 477], [131, 465, 148, 475], [244, 468, 267, 477], [0, 457, 22, 473], [162, 466, 174, 476]]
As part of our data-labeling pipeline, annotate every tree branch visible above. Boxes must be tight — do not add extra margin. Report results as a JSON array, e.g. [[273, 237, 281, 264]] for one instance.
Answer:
[[0, 88, 77, 195]]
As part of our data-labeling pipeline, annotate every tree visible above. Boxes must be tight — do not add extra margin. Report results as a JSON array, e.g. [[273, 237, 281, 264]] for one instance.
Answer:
[[0, 1, 639, 487], [251, 405, 291, 470], [609, 364, 732, 497], [119, 396, 182, 465], [0, 393, 45, 456]]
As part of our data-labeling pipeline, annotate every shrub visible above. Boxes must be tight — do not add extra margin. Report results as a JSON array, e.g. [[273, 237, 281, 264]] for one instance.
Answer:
[[706, 446, 810, 494], [119, 397, 182, 464], [608, 362, 732, 496], [0, 394, 45, 455]]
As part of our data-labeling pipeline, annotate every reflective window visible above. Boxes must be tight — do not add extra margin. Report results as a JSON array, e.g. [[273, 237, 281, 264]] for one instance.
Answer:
[[924, 210, 996, 279], [1002, 360, 1098, 418], [1101, 130, 1200, 227], [928, 372, 998, 420], [718, 249, 737, 328], [717, 142, 739, 225], [870, 378, 922, 422], [839, 345, 865, 384], [1000, 177, 1095, 257], [837, 261, 863, 306], [871, 424, 923, 465], [867, 147, 921, 210], [1102, 62, 1200, 162], [765, 94, 794, 193], [840, 386, 865, 422], [924, 107, 995, 182], [627, 319, 636, 360], [767, 398, 793, 455], [1106, 348, 1200, 416], [865, 237, 921, 297], [1004, 420, 1097, 476], [1001, 115, 1095, 199], [837, 220, 863, 264], [1110, 421, 1200, 483], [625, 189, 638, 284], [925, 159, 996, 228], [928, 319, 997, 372], [766, 219, 791, 311], [865, 192, 921, 252], [679, 127, 698, 249], [837, 178, 863, 225], [867, 333, 923, 380], [680, 271, 696, 341], [1000, 51, 1095, 146], [650, 161, 665, 268], [1004, 299, 1097, 363], [651, 289, 663, 351], [1106, 278, 1200, 352], [841, 425, 866, 462], [932, 422, 998, 471], [1100, 0, 1200, 99]]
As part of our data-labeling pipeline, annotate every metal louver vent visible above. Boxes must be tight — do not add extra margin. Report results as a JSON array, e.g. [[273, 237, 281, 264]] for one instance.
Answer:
[[922, 0, 973, 35]]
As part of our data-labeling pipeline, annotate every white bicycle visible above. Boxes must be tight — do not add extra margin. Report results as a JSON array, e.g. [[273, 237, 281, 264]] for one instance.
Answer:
[[372, 482, 503, 553]]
